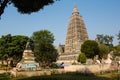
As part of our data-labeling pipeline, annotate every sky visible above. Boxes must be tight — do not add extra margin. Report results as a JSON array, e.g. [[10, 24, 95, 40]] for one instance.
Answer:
[[0, 0, 120, 47]]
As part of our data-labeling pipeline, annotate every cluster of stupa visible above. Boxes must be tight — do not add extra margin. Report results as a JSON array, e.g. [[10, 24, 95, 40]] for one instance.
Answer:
[[57, 5, 88, 64]]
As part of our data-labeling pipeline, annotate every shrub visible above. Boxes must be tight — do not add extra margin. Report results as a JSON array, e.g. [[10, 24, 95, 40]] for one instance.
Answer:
[[72, 61, 77, 65], [50, 63, 59, 69], [77, 53, 86, 64]]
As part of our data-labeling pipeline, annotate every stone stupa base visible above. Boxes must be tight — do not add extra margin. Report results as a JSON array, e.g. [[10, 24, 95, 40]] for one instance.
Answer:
[[11, 68, 51, 77]]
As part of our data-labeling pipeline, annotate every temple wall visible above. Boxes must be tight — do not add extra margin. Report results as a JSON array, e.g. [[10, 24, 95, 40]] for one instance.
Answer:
[[57, 53, 79, 64], [64, 64, 111, 74]]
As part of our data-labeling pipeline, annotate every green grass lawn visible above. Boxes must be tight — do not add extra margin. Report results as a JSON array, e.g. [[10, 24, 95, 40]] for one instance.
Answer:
[[0, 71, 120, 80], [0, 73, 10, 80]]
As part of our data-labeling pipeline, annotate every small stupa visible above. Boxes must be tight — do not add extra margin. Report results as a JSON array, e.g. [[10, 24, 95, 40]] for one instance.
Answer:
[[11, 41, 51, 77], [16, 40, 40, 71]]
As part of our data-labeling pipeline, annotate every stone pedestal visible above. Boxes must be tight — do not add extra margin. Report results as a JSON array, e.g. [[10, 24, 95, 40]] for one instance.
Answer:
[[11, 68, 51, 77], [16, 49, 40, 71]]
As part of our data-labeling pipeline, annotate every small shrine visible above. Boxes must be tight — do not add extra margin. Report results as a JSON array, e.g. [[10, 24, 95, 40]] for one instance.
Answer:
[[11, 40, 51, 77], [16, 41, 40, 71]]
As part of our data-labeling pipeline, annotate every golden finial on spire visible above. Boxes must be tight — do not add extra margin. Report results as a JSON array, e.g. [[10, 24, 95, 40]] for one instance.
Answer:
[[72, 4, 79, 14], [74, 4, 77, 8]]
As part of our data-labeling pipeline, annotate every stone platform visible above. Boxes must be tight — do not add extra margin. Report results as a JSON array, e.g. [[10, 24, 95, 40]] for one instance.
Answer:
[[11, 68, 51, 77], [57, 53, 79, 64]]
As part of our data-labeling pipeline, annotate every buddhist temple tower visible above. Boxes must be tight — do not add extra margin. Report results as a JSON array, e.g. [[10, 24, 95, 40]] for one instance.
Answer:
[[65, 4, 88, 54]]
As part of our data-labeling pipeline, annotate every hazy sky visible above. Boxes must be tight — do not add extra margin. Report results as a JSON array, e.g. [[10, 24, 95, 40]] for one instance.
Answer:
[[0, 0, 120, 46]]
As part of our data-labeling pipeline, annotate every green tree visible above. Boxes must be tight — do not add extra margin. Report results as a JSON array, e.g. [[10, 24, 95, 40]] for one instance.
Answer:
[[77, 53, 86, 64], [96, 34, 104, 44], [117, 31, 120, 45], [0, 34, 12, 64], [103, 35, 109, 45], [81, 40, 99, 58], [0, 34, 29, 65], [96, 34, 114, 46], [104, 35, 114, 46], [114, 45, 120, 56], [31, 30, 58, 67], [109, 36, 114, 46], [9, 35, 29, 62], [98, 44, 110, 59], [0, 0, 59, 18]]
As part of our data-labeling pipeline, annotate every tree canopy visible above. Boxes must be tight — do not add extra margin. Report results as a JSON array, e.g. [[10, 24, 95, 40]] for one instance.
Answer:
[[77, 53, 86, 64], [0, 0, 59, 18], [81, 40, 99, 58], [96, 34, 114, 46], [114, 45, 120, 56], [31, 30, 58, 66], [117, 31, 120, 45], [98, 44, 110, 59], [0, 34, 29, 63]]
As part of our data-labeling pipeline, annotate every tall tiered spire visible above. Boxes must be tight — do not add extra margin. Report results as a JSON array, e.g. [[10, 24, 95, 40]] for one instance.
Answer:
[[57, 4, 89, 64], [65, 4, 88, 54]]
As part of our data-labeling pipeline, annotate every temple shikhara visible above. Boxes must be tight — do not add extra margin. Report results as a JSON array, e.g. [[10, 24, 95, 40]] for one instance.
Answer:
[[57, 5, 88, 64]]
